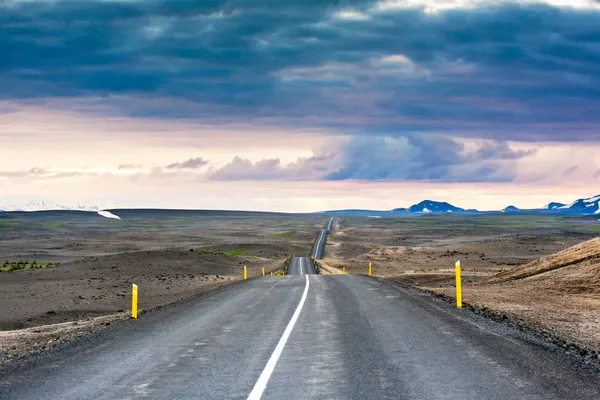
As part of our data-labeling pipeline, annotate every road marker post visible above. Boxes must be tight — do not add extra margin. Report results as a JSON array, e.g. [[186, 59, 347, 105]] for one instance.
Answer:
[[455, 261, 462, 308], [244, 265, 247, 280], [342, 266, 346, 274], [368, 263, 372, 276], [131, 284, 138, 319], [262, 267, 265, 277], [270, 271, 273, 276]]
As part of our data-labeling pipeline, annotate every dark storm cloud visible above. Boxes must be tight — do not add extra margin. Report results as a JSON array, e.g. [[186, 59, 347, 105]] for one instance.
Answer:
[[208, 135, 536, 182], [323, 135, 535, 182], [2, 0, 600, 141], [165, 157, 209, 170]]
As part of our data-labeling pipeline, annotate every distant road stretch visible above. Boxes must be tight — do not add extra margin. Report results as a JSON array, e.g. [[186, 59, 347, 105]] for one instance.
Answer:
[[286, 256, 316, 275], [1, 216, 598, 399], [310, 217, 334, 259]]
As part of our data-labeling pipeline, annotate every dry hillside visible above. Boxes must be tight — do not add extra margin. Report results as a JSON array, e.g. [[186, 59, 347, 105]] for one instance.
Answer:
[[484, 237, 600, 294], [434, 238, 600, 350]]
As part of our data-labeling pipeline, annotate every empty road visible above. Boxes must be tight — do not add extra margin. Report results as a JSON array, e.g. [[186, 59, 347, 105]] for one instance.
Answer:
[[310, 217, 334, 259], [286, 256, 316, 275], [286, 217, 335, 276], [1, 218, 599, 399]]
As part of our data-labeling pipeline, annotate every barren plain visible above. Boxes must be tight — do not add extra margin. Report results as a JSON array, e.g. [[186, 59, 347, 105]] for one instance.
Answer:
[[3, 210, 600, 364], [0, 210, 325, 362]]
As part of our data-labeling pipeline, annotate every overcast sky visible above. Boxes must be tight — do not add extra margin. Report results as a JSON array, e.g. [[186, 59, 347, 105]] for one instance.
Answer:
[[2, 0, 600, 212]]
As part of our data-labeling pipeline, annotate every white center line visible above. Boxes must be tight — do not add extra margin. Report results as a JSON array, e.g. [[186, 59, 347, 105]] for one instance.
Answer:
[[247, 274, 310, 400]]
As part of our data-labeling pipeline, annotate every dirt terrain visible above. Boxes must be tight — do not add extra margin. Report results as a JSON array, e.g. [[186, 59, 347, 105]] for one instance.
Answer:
[[3, 210, 600, 363], [323, 214, 600, 351], [0, 210, 325, 362]]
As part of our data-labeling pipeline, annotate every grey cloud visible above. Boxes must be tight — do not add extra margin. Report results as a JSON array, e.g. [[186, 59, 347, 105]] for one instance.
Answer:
[[165, 157, 209, 170], [1, 1, 600, 141], [0, 167, 90, 179], [207, 154, 334, 181], [118, 164, 141, 170], [207, 135, 535, 182], [324, 135, 534, 182], [562, 165, 579, 177]]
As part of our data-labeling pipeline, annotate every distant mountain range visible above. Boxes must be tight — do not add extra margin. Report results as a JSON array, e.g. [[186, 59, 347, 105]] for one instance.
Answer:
[[2, 194, 600, 216], [322, 194, 600, 216], [403, 200, 475, 213], [545, 202, 566, 210], [503, 195, 600, 214], [322, 200, 477, 215]]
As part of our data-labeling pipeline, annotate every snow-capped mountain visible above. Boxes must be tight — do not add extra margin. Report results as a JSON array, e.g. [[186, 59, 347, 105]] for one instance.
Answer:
[[0, 200, 113, 212], [556, 195, 600, 214], [409, 200, 465, 213], [545, 202, 566, 210]]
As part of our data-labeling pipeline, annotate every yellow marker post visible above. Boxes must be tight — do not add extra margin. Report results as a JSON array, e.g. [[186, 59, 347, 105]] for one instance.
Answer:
[[342, 266, 346, 274], [131, 284, 138, 319], [368, 263, 372, 276], [244, 265, 247, 280], [270, 271, 273, 276], [455, 261, 462, 308], [262, 267, 265, 277]]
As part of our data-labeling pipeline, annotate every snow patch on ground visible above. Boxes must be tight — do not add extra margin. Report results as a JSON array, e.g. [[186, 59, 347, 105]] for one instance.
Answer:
[[583, 195, 600, 203], [98, 211, 121, 220], [422, 208, 432, 213]]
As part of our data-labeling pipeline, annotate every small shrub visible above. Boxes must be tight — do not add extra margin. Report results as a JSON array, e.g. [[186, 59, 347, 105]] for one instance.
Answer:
[[224, 248, 245, 256], [0, 259, 59, 273]]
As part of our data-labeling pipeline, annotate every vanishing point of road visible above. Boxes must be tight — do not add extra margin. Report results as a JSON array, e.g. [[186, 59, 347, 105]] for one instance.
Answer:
[[1, 217, 599, 399]]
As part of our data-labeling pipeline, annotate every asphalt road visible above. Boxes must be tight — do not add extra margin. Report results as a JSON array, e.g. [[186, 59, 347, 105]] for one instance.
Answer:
[[1, 275, 598, 399], [310, 217, 334, 259], [286, 256, 316, 275]]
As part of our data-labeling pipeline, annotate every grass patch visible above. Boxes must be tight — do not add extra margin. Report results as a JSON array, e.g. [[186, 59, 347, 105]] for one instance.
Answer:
[[269, 232, 294, 237], [46, 221, 66, 230], [224, 248, 245, 256], [0, 259, 60, 273]]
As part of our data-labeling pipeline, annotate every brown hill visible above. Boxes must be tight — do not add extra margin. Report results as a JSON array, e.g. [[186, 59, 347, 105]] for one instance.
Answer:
[[484, 237, 600, 295]]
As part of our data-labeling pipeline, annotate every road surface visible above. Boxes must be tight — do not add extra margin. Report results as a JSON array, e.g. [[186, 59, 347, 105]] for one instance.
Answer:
[[286, 256, 316, 275], [1, 276, 598, 399], [1, 217, 599, 399], [310, 217, 334, 259]]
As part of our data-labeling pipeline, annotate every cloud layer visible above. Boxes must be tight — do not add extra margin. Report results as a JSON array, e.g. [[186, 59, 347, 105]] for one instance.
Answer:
[[203, 135, 538, 182], [2, 0, 600, 141]]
